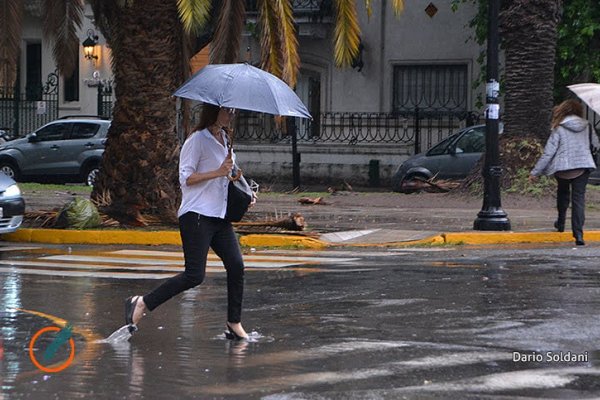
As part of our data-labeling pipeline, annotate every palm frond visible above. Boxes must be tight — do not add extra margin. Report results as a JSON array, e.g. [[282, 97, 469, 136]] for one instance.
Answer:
[[391, 0, 404, 16], [0, 0, 23, 87], [274, 0, 299, 87], [364, 0, 373, 19], [43, 0, 83, 77], [334, 0, 361, 68], [210, 0, 245, 64], [177, 0, 212, 35], [258, 0, 283, 78]]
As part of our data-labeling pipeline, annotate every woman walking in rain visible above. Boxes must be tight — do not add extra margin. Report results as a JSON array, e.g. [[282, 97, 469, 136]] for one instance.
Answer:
[[125, 104, 251, 340], [530, 99, 599, 246]]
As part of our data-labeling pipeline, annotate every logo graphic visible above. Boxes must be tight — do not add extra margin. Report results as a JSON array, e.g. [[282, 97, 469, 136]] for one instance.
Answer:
[[29, 324, 75, 373]]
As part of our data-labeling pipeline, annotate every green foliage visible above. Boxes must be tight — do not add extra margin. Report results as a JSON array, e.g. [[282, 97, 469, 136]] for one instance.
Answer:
[[555, 0, 600, 99], [504, 168, 555, 197], [455, 0, 600, 101]]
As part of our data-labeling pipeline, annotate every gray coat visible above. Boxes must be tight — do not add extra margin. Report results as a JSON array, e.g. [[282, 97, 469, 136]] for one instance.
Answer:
[[530, 116, 599, 176]]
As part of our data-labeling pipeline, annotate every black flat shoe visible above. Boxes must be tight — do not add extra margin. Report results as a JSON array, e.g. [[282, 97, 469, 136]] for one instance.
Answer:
[[125, 296, 140, 325], [554, 220, 565, 232], [576, 239, 586, 246], [225, 322, 248, 340]]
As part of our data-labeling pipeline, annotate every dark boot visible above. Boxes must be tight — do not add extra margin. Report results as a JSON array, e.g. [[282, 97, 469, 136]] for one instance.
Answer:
[[554, 220, 565, 232]]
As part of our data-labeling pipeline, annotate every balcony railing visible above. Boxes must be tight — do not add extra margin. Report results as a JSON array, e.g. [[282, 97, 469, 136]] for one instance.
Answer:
[[245, 0, 333, 18]]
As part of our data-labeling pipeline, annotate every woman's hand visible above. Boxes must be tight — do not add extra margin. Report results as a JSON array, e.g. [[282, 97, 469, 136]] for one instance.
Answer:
[[249, 192, 257, 207], [528, 174, 538, 183], [217, 155, 234, 177]]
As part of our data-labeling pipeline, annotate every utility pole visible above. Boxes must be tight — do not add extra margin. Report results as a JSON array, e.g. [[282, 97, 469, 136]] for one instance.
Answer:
[[474, 0, 511, 231]]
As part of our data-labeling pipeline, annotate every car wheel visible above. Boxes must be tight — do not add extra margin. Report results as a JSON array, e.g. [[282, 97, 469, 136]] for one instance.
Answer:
[[83, 165, 100, 186], [0, 161, 20, 181], [399, 173, 429, 194]]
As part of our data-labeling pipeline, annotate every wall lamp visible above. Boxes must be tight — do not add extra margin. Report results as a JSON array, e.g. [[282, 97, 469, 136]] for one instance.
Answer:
[[82, 29, 99, 61]]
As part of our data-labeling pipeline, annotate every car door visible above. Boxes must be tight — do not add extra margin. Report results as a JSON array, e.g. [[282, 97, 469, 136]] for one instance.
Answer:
[[60, 122, 102, 174], [21, 122, 72, 175], [439, 127, 485, 179]]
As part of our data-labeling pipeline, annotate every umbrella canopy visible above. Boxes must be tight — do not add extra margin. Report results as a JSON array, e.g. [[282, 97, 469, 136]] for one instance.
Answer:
[[568, 83, 600, 115], [173, 63, 311, 119]]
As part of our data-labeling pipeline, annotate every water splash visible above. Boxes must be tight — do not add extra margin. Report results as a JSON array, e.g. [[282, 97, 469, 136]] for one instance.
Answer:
[[96, 324, 137, 344]]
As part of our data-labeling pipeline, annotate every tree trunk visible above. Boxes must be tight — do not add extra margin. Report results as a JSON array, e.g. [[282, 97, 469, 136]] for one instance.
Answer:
[[91, 0, 185, 225], [460, 0, 560, 192], [500, 0, 560, 141]]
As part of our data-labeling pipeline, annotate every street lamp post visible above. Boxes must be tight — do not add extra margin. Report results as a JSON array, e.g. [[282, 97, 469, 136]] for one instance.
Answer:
[[474, 0, 511, 231]]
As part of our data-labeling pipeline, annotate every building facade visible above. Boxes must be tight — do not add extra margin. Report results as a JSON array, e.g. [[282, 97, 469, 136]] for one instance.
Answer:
[[7, 0, 484, 187]]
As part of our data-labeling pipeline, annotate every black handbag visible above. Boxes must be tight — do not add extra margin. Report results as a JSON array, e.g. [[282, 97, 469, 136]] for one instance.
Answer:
[[225, 168, 253, 222], [223, 129, 253, 222]]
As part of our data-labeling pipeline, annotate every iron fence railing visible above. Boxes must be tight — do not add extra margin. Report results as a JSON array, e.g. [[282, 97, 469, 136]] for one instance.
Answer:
[[0, 71, 59, 137], [97, 81, 114, 119], [245, 0, 332, 17], [229, 109, 480, 153]]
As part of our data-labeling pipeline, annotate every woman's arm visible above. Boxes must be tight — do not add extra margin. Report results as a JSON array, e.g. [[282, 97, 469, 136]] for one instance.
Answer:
[[531, 129, 560, 176], [186, 156, 233, 186]]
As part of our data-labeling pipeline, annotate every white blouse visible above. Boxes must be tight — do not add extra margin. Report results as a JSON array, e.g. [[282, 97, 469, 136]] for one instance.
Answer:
[[177, 128, 235, 219]]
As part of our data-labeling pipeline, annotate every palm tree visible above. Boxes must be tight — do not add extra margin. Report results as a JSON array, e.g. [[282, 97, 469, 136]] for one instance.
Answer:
[[2, 0, 405, 224], [497, 0, 561, 183]]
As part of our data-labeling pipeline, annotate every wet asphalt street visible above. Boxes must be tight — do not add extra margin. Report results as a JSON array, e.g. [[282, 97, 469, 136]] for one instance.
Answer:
[[1, 242, 600, 399]]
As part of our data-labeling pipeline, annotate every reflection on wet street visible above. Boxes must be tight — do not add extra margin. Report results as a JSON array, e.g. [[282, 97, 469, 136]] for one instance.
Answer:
[[1, 243, 600, 398]]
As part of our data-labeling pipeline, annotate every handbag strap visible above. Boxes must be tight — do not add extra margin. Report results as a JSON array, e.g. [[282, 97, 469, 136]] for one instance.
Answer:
[[223, 127, 243, 182]]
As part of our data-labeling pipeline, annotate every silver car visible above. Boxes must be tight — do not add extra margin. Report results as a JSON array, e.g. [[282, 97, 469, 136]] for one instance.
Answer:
[[0, 117, 110, 186], [0, 173, 24, 233], [392, 125, 486, 193]]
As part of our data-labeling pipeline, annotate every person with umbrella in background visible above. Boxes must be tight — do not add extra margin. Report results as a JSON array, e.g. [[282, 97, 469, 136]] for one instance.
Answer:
[[529, 99, 599, 246], [125, 104, 252, 340]]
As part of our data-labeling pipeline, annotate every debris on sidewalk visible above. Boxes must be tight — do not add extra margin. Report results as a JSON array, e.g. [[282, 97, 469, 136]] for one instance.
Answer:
[[402, 176, 461, 193], [233, 213, 308, 234], [298, 197, 329, 205]]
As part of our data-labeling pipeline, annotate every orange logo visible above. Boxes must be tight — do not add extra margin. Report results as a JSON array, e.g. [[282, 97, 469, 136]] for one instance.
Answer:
[[29, 326, 75, 373]]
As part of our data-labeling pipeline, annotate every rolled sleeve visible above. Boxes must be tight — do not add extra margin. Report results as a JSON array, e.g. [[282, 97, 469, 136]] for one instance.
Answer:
[[179, 134, 200, 187]]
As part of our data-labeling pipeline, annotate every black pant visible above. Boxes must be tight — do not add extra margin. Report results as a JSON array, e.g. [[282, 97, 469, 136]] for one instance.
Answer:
[[143, 212, 245, 323], [555, 171, 590, 240]]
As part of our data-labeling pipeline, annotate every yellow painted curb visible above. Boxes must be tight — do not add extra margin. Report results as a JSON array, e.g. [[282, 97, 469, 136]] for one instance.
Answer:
[[443, 231, 587, 245], [3, 228, 182, 246], [240, 234, 328, 249], [341, 234, 446, 248]]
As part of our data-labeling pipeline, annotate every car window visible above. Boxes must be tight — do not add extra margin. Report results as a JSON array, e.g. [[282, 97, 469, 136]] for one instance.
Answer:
[[35, 123, 71, 141], [427, 134, 457, 156], [455, 128, 485, 153], [71, 123, 100, 139]]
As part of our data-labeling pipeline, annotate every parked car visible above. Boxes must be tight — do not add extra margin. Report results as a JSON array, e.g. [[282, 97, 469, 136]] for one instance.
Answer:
[[0, 117, 110, 186], [392, 125, 487, 193], [0, 173, 24, 234]]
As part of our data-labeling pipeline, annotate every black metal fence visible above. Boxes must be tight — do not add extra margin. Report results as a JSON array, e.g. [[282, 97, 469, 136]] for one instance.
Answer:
[[0, 71, 59, 138], [229, 109, 480, 153], [97, 81, 114, 119]]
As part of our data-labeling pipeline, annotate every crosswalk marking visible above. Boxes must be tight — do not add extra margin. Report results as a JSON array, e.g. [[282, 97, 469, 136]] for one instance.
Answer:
[[41, 255, 294, 269], [0, 248, 363, 279], [110, 249, 358, 263]]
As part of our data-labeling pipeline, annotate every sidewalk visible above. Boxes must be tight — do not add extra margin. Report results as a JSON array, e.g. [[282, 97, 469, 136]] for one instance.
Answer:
[[6, 190, 600, 247]]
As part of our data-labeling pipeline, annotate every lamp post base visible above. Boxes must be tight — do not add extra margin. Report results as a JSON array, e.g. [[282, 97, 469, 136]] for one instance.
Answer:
[[474, 208, 511, 231]]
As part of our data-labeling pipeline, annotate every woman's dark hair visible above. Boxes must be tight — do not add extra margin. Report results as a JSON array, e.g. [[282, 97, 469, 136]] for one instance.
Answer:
[[194, 104, 220, 131], [552, 99, 584, 129]]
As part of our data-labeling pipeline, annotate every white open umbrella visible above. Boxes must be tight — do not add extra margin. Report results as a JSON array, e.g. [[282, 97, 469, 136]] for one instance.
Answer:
[[173, 63, 311, 119], [568, 83, 600, 115]]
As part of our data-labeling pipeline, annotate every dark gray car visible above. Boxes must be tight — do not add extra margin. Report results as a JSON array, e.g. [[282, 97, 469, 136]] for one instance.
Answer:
[[0, 118, 110, 186], [392, 125, 486, 193]]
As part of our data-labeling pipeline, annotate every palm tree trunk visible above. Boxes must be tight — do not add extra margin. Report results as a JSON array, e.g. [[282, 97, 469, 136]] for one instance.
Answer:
[[500, 0, 560, 141], [496, 0, 560, 186], [91, 0, 185, 224]]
